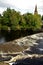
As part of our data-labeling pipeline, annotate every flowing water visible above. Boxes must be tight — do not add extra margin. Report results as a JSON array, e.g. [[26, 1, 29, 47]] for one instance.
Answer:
[[0, 33, 43, 65], [0, 33, 43, 53]]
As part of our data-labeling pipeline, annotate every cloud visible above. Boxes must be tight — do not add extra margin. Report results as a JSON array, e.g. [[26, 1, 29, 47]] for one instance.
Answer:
[[0, 0, 22, 11], [0, 1, 12, 8], [0, 0, 43, 15]]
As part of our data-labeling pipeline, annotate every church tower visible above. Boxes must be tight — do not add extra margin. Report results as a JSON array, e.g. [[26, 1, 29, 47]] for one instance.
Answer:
[[34, 5, 38, 14]]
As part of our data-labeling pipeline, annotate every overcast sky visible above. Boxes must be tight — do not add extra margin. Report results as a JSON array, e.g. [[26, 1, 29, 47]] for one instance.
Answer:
[[0, 0, 43, 15]]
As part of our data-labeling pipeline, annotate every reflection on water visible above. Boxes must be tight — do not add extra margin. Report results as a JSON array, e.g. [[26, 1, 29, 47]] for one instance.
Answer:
[[0, 35, 6, 43], [0, 37, 5, 43]]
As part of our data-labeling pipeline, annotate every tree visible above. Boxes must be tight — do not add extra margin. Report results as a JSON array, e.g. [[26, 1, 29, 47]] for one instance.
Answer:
[[0, 8, 42, 32], [42, 15, 43, 20], [23, 13, 33, 30], [19, 15, 26, 30], [1, 25, 8, 30], [23, 13, 42, 31], [0, 14, 2, 24], [2, 8, 12, 26], [10, 10, 21, 30], [32, 14, 42, 31], [0, 24, 2, 30]]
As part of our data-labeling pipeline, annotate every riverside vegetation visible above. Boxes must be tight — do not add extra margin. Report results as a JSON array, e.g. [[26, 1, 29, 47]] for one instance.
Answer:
[[0, 8, 43, 41]]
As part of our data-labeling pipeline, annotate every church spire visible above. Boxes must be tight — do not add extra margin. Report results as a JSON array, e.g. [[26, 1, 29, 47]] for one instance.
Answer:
[[34, 5, 38, 14]]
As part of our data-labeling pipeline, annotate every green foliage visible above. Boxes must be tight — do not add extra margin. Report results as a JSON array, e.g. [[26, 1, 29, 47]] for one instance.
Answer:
[[32, 14, 42, 31], [10, 10, 21, 30], [0, 24, 2, 30], [1, 25, 8, 30], [2, 8, 12, 26], [42, 15, 43, 20], [0, 8, 42, 32], [19, 16, 26, 30], [23, 13, 42, 31]]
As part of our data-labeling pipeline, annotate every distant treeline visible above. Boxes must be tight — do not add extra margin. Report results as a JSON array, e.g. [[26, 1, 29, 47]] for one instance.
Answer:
[[0, 8, 43, 40]]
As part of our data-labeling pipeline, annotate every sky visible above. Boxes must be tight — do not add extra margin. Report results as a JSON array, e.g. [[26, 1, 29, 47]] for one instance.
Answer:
[[0, 0, 43, 15]]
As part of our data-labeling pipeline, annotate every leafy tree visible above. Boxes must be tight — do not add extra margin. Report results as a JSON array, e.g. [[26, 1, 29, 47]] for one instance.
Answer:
[[42, 15, 43, 20], [10, 10, 21, 30], [0, 8, 42, 32], [1, 25, 8, 30], [2, 8, 12, 26], [19, 16, 26, 30], [0, 24, 2, 30], [0, 14, 2, 24], [23, 13, 33, 30], [23, 13, 42, 31], [32, 14, 42, 31]]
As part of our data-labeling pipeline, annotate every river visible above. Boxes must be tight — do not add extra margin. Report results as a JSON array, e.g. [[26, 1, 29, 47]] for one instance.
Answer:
[[0, 35, 6, 43]]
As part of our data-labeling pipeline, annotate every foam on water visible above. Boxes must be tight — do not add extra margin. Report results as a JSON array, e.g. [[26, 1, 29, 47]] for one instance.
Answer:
[[39, 48, 43, 51]]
